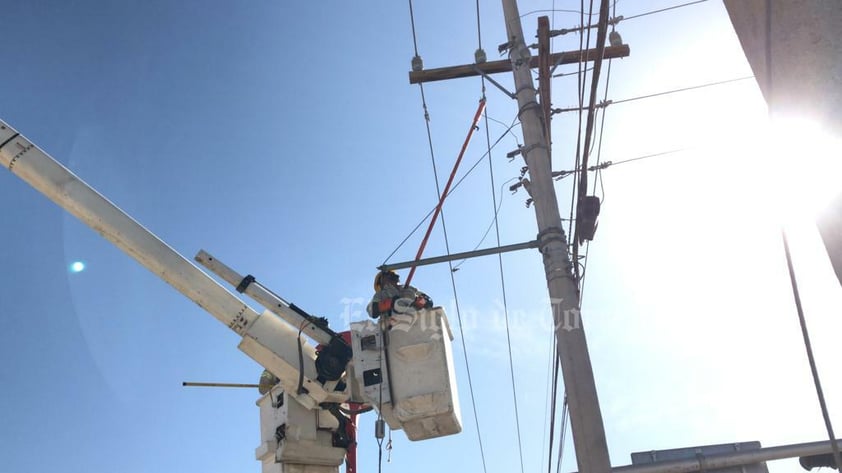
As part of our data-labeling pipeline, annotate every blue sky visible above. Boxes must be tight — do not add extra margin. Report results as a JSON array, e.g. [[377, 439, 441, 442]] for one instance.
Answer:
[[2, 1, 841, 473]]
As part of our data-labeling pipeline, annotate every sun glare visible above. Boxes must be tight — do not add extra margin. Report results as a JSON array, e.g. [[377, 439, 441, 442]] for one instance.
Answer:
[[753, 117, 842, 225]]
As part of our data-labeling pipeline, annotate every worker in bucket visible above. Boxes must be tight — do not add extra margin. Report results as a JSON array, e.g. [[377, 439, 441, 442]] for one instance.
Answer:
[[367, 270, 433, 319]]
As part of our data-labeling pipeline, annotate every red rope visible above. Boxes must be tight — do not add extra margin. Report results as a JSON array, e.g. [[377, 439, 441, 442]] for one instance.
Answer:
[[404, 98, 487, 287]]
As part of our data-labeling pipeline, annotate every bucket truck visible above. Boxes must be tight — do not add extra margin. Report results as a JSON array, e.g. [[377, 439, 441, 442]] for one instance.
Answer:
[[0, 119, 462, 473]]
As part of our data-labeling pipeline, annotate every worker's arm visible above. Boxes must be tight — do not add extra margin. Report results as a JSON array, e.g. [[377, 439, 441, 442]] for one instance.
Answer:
[[367, 292, 395, 318]]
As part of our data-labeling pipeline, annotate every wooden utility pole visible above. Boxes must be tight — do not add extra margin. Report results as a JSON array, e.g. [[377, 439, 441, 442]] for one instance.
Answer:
[[500, 0, 612, 472]]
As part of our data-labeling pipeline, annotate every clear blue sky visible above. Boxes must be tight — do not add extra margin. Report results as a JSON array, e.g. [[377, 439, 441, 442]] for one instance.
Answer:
[[2, 1, 840, 473]]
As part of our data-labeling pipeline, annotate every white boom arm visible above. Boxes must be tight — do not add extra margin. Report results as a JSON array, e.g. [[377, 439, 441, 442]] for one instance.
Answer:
[[0, 119, 345, 409]]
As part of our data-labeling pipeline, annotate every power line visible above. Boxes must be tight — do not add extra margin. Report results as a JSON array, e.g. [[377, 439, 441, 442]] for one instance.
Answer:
[[555, 397, 570, 473], [610, 76, 754, 105], [553, 66, 593, 79], [546, 347, 561, 473], [605, 147, 692, 167], [540, 326, 556, 469], [558, 4, 611, 468], [551, 4, 613, 463], [564, 0, 591, 258], [521, 8, 593, 18], [482, 105, 526, 473], [380, 117, 519, 265], [552, 76, 754, 113], [577, 57, 614, 303], [474, 4, 524, 469], [407, 0, 419, 56], [405, 3, 488, 472], [782, 230, 842, 471], [622, 0, 709, 22], [572, 0, 610, 281], [551, 147, 694, 180], [548, 0, 710, 46], [404, 100, 485, 287], [475, 0, 482, 51], [451, 177, 516, 271], [420, 88, 489, 473]]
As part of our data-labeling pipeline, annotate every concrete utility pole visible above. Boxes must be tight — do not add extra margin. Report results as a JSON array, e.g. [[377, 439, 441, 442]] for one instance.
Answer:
[[500, 1, 612, 472]]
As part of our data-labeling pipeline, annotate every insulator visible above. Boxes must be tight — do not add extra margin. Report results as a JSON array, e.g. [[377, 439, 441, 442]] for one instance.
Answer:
[[474, 48, 487, 64], [375, 418, 386, 440], [609, 30, 623, 47], [411, 55, 423, 72]]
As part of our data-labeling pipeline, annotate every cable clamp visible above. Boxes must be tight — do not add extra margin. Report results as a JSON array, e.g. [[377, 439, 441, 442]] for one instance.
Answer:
[[537, 227, 567, 249], [520, 142, 549, 159], [517, 100, 542, 120], [236, 274, 256, 294]]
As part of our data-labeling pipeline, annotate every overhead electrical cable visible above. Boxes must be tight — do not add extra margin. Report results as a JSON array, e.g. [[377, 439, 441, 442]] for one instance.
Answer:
[[558, 78, 754, 113], [426, 118, 489, 473], [610, 76, 754, 105], [622, 0, 709, 21], [521, 8, 591, 17], [553, 3, 606, 467], [552, 3, 594, 467], [551, 147, 695, 181], [450, 177, 517, 271], [565, 0, 591, 256], [782, 231, 842, 470], [418, 88, 491, 473], [475, 0, 482, 50], [578, 34, 615, 297], [551, 0, 709, 38], [381, 119, 519, 265], [404, 100, 486, 287], [554, 66, 593, 79], [480, 80, 526, 473], [770, 0, 842, 461], [556, 396, 570, 473], [551, 76, 755, 114], [405, 3, 488, 472], [573, 0, 610, 281], [546, 348, 561, 473], [475, 3, 525, 471], [407, 0, 420, 56], [540, 326, 556, 467]]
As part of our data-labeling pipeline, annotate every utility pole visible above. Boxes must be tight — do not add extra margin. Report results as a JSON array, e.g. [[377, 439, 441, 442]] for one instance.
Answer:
[[500, 0, 612, 472]]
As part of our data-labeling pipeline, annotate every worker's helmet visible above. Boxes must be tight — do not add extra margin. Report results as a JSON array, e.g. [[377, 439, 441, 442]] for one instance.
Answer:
[[374, 270, 400, 291]]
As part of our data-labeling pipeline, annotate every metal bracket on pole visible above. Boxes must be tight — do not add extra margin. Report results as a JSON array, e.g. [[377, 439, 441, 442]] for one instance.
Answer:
[[379, 240, 539, 272], [471, 64, 516, 99]]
